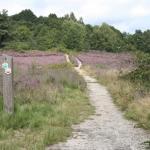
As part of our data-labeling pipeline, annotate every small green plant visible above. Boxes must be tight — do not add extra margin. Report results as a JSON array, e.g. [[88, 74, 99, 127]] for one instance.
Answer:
[[48, 63, 72, 69], [142, 141, 150, 149], [95, 64, 106, 69]]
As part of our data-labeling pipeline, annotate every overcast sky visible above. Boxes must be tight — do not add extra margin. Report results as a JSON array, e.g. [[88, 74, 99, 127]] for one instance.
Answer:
[[0, 0, 150, 33]]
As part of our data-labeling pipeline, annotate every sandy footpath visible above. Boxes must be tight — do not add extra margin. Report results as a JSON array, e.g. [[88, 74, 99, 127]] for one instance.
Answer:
[[47, 56, 150, 150]]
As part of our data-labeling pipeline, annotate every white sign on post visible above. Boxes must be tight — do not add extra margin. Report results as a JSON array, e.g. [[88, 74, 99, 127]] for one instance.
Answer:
[[2, 62, 11, 75], [2, 54, 14, 113], [5, 68, 12, 75]]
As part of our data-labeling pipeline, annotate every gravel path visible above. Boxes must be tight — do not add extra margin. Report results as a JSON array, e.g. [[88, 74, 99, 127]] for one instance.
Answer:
[[47, 56, 150, 150]]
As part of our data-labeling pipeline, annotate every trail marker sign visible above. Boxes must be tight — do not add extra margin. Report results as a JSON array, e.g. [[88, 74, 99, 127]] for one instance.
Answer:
[[5, 68, 12, 75], [2, 54, 14, 113]]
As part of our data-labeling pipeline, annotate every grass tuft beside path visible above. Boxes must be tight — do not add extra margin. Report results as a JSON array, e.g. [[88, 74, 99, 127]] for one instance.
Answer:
[[84, 65, 150, 130], [0, 63, 93, 150]]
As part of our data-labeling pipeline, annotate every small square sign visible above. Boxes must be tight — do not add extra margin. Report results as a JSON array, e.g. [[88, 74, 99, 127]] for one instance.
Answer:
[[2, 63, 9, 70]]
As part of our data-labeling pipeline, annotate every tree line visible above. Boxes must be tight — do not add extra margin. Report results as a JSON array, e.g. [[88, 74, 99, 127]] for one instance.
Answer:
[[0, 9, 150, 53]]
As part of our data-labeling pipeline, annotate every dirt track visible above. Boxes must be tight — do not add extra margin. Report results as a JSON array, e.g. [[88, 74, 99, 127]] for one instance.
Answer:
[[47, 56, 150, 150]]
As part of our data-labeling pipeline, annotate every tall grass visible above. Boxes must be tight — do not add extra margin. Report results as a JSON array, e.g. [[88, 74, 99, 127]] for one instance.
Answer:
[[91, 69, 135, 110], [0, 63, 93, 150], [85, 58, 150, 129]]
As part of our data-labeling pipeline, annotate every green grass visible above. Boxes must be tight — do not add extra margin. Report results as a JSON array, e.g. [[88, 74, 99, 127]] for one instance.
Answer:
[[0, 63, 93, 150]]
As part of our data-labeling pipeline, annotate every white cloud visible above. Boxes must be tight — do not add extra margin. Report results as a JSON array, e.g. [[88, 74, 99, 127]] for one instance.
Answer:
[[0, 0, 150, 32], [131, 5, 150, 17]]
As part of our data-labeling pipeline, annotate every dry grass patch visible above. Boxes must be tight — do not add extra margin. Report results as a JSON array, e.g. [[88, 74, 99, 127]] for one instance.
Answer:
[[126, 96, 150, 129], [84, 65, 150, 129]]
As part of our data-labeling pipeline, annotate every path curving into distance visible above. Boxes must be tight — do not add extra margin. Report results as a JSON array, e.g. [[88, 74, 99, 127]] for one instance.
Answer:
[[47, 55, 150, 150]]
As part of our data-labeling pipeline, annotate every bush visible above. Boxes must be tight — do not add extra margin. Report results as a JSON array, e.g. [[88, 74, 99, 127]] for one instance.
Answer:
[[124, 52, 150, 89]]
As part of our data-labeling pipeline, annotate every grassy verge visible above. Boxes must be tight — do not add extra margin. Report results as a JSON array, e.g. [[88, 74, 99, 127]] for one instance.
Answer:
[[88, 68, 150, 129], [0, 63, 93, 150], [84, 52, 150, 129]]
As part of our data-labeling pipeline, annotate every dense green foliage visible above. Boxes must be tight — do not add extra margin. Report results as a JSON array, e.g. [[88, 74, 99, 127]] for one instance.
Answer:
[[125, 52, 150, 90], [130, 30, 150, 53], [0, 9, 150, 52], [0, 10, 9, 47]]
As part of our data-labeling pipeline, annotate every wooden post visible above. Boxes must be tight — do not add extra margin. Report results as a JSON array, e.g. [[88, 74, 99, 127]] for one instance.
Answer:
[[2, 54, 14, 113]]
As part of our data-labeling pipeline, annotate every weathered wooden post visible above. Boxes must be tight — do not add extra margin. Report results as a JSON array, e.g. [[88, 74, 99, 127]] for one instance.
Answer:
[[2, 54, 14, 113]]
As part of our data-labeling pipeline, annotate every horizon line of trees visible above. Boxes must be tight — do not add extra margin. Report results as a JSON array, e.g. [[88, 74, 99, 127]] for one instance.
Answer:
[[0, 9, 150, 53]]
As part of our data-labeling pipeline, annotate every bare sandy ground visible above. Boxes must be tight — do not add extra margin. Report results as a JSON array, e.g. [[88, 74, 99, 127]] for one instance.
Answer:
[[47, 56, 150, 150]]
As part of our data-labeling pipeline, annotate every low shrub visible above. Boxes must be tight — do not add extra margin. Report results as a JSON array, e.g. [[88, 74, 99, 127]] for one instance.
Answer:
[[124, 52, 150, 90]]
